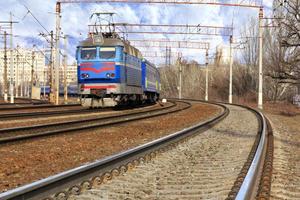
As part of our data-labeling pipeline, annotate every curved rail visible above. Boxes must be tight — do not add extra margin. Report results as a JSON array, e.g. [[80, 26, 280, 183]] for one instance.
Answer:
[[0, 102, 158, 120], [0, 101, 228, 200], [0, 104, 81, 111], [171, 98, 272, 200], [0, 101, 186, 144], [0, 109, 93, 120], [235, 110, 267, 199]]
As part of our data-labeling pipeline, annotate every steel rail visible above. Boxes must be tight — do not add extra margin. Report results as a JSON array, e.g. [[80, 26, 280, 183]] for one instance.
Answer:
[[13, 97, 49, 105], [172, 98, 269, 200], [0, 109, 93, 120], [0, 101, 183, 144], [0, 102, 32, 106], [0, 101, 228, 200], [235, 109, 267, 199], [0, 102, 157, 120], [0, 104, 81, 111]]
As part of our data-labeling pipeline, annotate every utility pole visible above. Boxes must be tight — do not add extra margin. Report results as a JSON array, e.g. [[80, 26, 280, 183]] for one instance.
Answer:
[[205, 49, 209, 101], [3, 31, 8, 101], [165, 46, 168, 67], [31, 49, 35, 97], [43, 66, 46, 98], [177, 53, 182, 99], [49, 30, 55, 103], [229, 35, 233, 104], [9, 12, 14, 103], [16, 46, 19, 97], [55, 2, 61, 105], [21, 59, 25, 97], [35, 58, 39, 87], [258, 7, 264, 109], [63, 35, 68, 103]]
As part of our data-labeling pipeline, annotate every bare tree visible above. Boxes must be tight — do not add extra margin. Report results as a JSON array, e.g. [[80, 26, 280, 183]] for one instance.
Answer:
[[272, 0, 300, 84]]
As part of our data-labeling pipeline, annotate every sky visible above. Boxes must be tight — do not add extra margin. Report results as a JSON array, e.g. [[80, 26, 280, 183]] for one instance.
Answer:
[[0, 0, 274, 65]]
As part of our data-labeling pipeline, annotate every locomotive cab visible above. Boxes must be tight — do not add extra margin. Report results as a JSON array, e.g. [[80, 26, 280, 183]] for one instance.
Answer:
[[77, 46, 123, 82]]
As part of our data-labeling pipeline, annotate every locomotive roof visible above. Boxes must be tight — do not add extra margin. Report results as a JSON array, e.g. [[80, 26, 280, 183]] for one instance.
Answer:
[[79, 36, 142, 59], [142, 58, 156, 68]]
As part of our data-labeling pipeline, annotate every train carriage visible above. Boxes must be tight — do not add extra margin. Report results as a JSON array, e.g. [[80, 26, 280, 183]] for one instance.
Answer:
[[142, 59, 160, 102]]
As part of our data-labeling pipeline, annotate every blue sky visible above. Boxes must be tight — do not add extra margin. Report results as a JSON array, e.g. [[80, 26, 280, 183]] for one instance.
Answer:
[[0, 0, 273, 64]]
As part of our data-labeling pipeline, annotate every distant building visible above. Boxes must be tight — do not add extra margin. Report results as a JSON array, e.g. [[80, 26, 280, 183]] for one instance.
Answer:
[[59, 64, 78, 85], [0, 48, 78, 96], [0, 48, 46, 95]]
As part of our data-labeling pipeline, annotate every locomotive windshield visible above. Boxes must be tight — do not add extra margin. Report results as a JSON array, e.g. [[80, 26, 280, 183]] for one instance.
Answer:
[[81, 48, 96, 60], [99, 47, 116, 59]]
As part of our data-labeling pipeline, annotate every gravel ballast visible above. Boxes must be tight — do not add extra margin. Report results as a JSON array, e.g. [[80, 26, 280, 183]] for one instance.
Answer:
[[69, 105, 259, 200], [267, 114, 300, 199], [0, 101, 220, 193]]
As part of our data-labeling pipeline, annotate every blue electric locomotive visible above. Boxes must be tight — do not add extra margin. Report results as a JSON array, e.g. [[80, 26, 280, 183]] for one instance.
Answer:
[[76, 33, 160, 107]]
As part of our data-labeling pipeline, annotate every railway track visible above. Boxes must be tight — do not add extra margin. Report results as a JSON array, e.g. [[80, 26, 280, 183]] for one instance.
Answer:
[[0, 101, 186, 144], [0, 98, 48, 106], [14, 97, 49, 104], [0, 100, 273, 200], [0, 104, 81, 112], [0, 102, 157, 120], [0, 108, 93, 120]]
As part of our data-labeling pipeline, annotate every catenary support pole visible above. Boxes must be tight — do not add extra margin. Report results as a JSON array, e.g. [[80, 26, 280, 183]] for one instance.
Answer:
[[258, 7, 264, 109], [178, 54, 182, 99], [31, 49, 35, 97], [54, 2, 61, 105], [205, 48, 209, 101], [9, 12, 14, 103], [3, 31, 8, 101], [21, 60, 24, 97], [43, 67, 46, 98], [16, 46, 19, 97], [229, 35, 233, 104], [50, 30, 55, 103], [63, 35, 68, 103]]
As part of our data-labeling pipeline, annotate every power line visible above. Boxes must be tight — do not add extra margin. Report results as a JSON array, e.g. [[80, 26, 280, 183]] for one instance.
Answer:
[[18, 1, 51, 35]]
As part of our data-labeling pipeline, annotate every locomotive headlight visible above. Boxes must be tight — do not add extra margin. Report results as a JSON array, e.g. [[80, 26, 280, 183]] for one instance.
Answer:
[[106, 73, 111, 78], [81, 73, 89, 78]]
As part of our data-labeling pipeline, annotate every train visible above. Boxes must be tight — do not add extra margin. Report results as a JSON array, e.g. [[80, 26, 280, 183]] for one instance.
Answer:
[[39, 85, 79, 97], [76, 32, 161, 107]]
